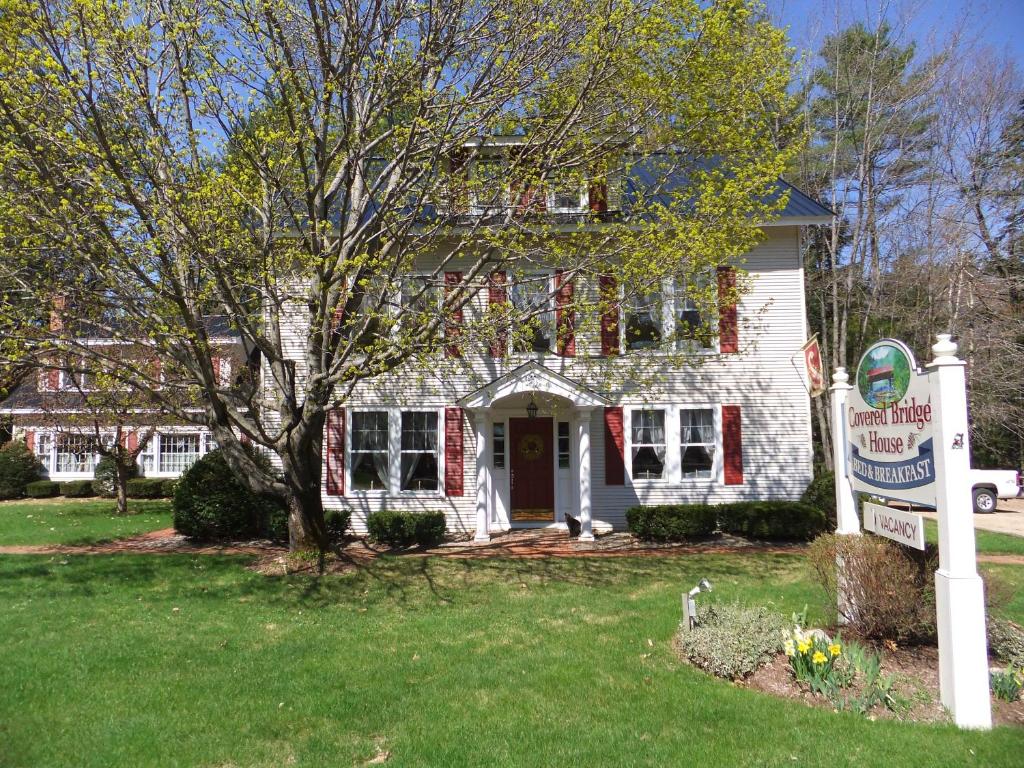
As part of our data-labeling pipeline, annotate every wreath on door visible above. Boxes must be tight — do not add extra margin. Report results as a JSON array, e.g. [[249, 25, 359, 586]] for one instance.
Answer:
[[518, 434, 544, 461]]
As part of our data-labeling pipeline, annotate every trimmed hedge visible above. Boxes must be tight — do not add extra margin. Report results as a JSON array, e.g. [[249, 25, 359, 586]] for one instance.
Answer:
[[25, 480, 60, 498], [173, 448, 285, 541], [0, 440, 43, 499], [626, 504, 718, 541], [367, 510, 446, 547], [92, 455, 138, 498], [60, 480, 96, 498], [325, 509, 351, 542], [626, 501, 828, 543], [126, 477, 168, 498], [161, 478, 179, 499], [717, 501, 827, 542]]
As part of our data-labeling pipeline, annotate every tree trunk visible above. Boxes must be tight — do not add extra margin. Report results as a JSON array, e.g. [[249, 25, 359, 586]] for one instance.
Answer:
[[279, 415, 331, 554], [115, 463, 130, 516]]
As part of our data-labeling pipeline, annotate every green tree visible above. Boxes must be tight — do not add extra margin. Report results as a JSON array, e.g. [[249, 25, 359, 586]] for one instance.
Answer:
[[0, 0, 798, 552]]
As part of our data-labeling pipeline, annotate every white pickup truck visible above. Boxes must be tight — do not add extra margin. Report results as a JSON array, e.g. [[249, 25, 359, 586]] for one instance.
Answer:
[[969, 469, 1023, 513]]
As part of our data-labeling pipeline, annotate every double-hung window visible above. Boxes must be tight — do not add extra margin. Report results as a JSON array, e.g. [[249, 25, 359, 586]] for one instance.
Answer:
[[400, 412, 439, 492], [630, 409, 666, 479], [471, 157, 507, 215], [680, 409, 715, 479], [509, 274, 553, 353], [548, 172, 585, 213], [351, 411, 390, 491], [158, 434, 201, 474], [674, 274, 715, 350], [34, 432, 53, 474], [624, 289, 663, 350], [55, 433, 98, 473]]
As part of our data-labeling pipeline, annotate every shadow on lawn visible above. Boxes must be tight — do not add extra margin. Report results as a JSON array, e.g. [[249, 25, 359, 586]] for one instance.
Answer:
[[0, 550, 806, 611]]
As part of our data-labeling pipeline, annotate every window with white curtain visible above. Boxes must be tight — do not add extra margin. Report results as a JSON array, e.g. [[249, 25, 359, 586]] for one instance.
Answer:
[[631, 409, 666, 479], [674, 275, 715, 350], [400, 412, 439, 491], [158, 434, 201, 473], [34, 433, 52, 474], [680, 409, 715, 479], [351, 411, 389, 491], [625, 290, 663, 350], [509, 274, 553, 353], [55, 433, 98, 473]]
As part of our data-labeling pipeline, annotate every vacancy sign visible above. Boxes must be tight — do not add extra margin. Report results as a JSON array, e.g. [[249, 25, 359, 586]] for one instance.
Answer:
[[846, 339, 936, 507], [863, 502, 925, 550]]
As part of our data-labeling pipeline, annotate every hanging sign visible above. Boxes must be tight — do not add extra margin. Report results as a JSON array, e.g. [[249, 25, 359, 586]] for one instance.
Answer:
[[863, 502, 926, 550], [802, 335, 827, 398], [846, 339, 936, 507]]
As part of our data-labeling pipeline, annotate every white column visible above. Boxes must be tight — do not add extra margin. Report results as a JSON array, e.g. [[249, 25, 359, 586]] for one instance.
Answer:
[[928, 334, 991, 729], [830, 367, 860, 535], [473, 411, 491, 542], [577, 409, 593, 541]]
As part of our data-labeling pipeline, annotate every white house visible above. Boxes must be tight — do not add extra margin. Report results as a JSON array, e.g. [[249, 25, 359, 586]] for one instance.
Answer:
[[305, 161, 832, 541]]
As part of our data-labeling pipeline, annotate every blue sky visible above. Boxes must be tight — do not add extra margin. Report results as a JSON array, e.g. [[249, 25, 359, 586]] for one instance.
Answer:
[[770, 0, 1024, 67]]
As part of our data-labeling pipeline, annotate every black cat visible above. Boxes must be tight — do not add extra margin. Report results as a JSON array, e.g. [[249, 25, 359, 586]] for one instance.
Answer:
[[564, 513, 582, 538]]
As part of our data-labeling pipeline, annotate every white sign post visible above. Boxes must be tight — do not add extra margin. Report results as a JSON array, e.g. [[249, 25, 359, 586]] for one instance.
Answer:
[[832, 334, 991, 729], [927, 335, 991, 729]]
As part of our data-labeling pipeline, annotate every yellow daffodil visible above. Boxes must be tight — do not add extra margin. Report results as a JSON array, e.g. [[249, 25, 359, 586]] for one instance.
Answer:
[[828, 643, 841, 657], [797, 639, 811, 654], [812, 651, 827, 665]]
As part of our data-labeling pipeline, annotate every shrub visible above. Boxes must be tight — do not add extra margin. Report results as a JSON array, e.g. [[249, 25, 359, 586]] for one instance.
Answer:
[[325, 509, 351, 542], [676, 602, 786, 680], [173, 448, 285, 541], [60, 480, 96, 498], [0, 440, 43, 499], [625, 504, 717, 541], [160, 478, 179, 499], [126, 477, 168, 498], [367, 510, 446, 547], [808, 533, 938, 643], [717, 501, 827, 541], [988, 617, 1024, 669], [991, 667, 1023, 702], [801, 471, 836, 527], [25, 480, 60, 498], [92, 455, 138, 498]]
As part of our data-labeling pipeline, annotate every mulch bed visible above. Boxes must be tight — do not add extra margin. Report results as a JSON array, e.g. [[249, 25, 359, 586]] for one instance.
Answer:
[[738, 643, 1024, 727]]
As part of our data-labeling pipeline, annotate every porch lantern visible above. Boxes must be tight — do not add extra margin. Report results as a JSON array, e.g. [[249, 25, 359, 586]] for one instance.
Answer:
[[526, 398, 539, 419]]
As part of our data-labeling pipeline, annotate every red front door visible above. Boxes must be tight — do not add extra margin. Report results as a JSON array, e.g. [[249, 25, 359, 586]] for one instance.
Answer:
[[509, 417, 555, 521]]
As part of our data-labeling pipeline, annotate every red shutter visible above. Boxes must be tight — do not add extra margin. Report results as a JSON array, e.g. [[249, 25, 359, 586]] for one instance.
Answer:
[[127, 431, 139, 453], [47, 369, 60, 390], [599, 275, 619, 356], [603, 407, 625, 485], [24, 430, 34, 453], [718, 266, 738, 354], [326, 409, 345, 496], [588, 180, 608, 213], [722, 405, 744, 485], [488, 271, 507, 358], [211, 356, 221, 386], [445, 407, 464, 496], [444, 271, 463, 358], [555, 270, 576, 357]]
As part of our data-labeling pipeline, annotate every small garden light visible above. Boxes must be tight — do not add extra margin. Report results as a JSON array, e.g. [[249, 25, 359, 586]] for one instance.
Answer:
[[682, 578, 712, 631]]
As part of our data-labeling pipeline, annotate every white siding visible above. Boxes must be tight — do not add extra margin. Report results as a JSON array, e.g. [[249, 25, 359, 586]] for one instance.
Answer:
[[274, 227, 813, 533]]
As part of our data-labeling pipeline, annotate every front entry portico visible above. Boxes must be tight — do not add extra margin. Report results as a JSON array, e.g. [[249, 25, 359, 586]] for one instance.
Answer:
[[458, 361, 609, 542]]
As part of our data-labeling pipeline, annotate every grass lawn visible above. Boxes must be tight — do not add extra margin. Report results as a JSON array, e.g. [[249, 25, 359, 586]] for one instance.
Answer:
[[924, 518, 1024, 556], [0, 498, 172, 546], [1, 552, 1022, 767]]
